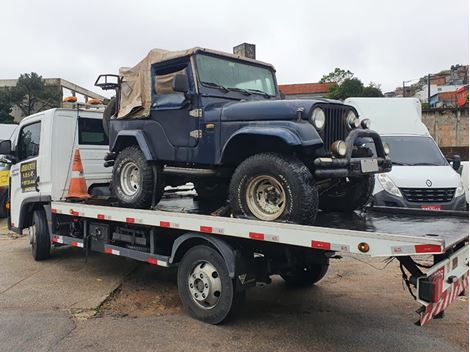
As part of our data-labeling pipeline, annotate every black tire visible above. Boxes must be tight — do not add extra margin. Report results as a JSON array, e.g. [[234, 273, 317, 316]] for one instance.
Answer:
[[102, 97, 116, 137], [281, 263, 329, 287], [31, 208, 51, 261], [0, 190, 7, 218], [177, 245, 243, 324], [194, 180, 229, 203], [319, 175, 375, 212], [111, 145, 164, 209], [229, 153, 318, 225]]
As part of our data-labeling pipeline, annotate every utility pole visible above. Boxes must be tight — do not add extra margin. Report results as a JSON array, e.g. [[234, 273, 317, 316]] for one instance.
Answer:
[[427, 74, 431, 104], [402, 81, 406, 97]]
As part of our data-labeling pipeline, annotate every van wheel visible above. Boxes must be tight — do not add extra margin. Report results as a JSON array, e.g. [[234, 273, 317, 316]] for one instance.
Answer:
[[31, 208, 51, 261], [177, 245, 244, 324], [319, 175, 375, 212], [281, 263, 329, 287], [229, 153, 318, 225], [112, 145, 164, 209], [102, 97, 116, 137]]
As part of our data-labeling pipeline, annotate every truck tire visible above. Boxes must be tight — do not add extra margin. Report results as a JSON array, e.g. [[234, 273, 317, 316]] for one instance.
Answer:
[[31, 208, 51, 261], [177, 245, 243, 324], [319, 175, 375, 212], [0, 191, 7, 218], [194, 180, 229, 203], [112, 145, 164, 209], [229, 153, 318, 225], [281, 263, 329, 287], [102, 97, 116, 137]]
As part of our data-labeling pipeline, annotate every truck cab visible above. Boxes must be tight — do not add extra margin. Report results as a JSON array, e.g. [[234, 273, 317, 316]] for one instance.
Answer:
[[0, 108, 111, 233]]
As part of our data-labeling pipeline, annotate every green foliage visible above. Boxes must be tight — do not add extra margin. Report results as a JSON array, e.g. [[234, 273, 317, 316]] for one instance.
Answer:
[[362, 83, 384, 97], [9, 72, 61, 117], [0, 90, 14, 124], [320, 68, 354, 85]]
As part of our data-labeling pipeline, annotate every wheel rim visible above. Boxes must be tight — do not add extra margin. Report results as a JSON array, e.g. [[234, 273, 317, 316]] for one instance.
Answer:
[[188, 261, 222, 310], [29, 224, 36, 245], [120, 161, 141, 196], [246, 175, 286, 220]]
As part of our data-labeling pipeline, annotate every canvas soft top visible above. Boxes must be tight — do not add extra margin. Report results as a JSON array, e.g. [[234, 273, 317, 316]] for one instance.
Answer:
[[117, 47, 275, 119]]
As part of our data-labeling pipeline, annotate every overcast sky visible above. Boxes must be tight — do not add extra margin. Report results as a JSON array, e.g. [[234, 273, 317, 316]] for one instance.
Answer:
[[1, 0, 468, 96]]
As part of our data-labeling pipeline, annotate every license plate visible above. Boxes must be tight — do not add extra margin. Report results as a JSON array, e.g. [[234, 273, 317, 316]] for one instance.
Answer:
[[360, 159, 379, 173], [421, 205, 442, 211]]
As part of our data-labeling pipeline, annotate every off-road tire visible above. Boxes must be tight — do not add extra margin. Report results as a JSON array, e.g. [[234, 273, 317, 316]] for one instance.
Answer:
[[281, 263, 329, 287], [177, 245, 244, 324], [229, 153, 318, 225], [319, 175, 375, 212], [102, 97, 116, 137], [194, 180, 229, 203], [112, 145, 164, 209], [31, 208, 51, 261]]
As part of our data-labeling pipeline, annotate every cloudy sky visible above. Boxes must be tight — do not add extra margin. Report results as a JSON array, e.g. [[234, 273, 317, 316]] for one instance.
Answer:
[[1, 0, 468, 96]]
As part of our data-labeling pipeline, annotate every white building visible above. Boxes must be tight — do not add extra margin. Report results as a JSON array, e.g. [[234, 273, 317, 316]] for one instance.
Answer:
[[415, 84, 462, 103]]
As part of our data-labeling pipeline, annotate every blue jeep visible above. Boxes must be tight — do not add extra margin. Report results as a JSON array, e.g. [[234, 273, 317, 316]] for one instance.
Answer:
[[96, 48, 391, 224]]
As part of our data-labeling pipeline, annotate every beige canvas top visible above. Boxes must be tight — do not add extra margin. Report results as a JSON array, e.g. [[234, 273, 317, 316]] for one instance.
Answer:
[[117, 47, 274, 118]]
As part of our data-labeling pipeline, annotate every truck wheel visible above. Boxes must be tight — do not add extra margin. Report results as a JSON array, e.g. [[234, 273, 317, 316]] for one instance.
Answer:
[[31, 208, 51, 261], [177, 245, 243, 324], [229, 153, 318, 225], [194, 180, 229, 203], [319, 175, 375, 212], [112, 145, 164, 209], [281, 263, 329, 287], [102, 97, 116, 137]]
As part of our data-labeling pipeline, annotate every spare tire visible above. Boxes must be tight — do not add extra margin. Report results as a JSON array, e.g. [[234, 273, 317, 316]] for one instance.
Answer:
[[102, 97, 116, 137]]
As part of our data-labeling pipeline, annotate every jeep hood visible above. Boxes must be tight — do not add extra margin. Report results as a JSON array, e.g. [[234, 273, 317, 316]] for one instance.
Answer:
[[220, 99, 324, 121]]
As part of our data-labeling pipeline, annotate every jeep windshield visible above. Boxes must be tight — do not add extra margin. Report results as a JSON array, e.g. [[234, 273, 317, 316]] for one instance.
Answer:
[[195, 54, 277, 97]]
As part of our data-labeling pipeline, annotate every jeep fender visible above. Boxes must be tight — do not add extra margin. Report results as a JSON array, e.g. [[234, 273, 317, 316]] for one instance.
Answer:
[[111, 130, 155, 160]]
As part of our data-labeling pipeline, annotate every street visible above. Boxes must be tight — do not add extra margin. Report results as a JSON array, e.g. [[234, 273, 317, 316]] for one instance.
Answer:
[[0, 218, 467, 352]]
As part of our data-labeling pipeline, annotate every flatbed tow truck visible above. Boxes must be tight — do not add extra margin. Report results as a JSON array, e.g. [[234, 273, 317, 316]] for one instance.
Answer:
[[45, 192, 468, 326]]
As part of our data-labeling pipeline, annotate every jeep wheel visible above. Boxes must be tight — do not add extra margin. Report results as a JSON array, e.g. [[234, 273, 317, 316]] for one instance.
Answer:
[[102, 97, 116, 137], [229, 153, 318, 225], [194, 180, 229, 203], [112, 145, 164, 209], [319, 175, 375, 212]]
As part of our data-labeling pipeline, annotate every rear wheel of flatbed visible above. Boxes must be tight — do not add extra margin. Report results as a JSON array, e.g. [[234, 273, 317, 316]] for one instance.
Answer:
[[30, 208, 51, 261], [177, 245, 244, 324], [281, 263, 329, 287]]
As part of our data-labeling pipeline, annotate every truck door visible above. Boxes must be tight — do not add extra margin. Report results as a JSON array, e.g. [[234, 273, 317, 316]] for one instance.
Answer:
[[9, 119, 43, 229]]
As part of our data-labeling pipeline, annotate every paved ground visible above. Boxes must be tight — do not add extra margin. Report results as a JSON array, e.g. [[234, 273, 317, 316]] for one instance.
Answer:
[[0, 218, 467, 352]]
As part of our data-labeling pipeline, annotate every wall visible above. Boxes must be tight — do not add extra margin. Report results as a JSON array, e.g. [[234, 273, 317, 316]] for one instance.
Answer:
[[422, 108, 469, 160]]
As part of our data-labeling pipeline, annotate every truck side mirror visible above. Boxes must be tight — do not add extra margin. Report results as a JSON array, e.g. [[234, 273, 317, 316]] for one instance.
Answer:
[[172, 74, 189, 93], [0, 140, 11, 155], [451, 154, 461, 172]]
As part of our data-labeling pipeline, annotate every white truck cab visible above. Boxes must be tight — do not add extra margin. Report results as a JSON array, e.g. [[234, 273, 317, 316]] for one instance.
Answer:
[[0, 108, 111, 233], [345, 98, 466, 211]]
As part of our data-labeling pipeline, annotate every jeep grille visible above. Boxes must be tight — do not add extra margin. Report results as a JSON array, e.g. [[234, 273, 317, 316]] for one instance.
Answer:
[[322, 105, 348, 151]]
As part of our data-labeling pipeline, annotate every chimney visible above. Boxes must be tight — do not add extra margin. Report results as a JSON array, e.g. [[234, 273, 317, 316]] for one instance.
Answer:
[[233, 43, 256, 59]]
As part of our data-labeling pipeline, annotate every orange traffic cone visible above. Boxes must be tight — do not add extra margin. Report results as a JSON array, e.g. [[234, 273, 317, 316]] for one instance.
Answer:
[[66, 149, 91, 200]]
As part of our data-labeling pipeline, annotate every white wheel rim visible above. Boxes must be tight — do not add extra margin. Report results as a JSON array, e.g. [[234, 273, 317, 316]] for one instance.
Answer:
[[120, 161, 141, 196], [246, 175, 286, 221], [188, 261, 222, 310]]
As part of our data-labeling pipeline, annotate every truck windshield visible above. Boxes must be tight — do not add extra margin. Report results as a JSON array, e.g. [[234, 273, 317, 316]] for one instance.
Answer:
[[195, 54, 277, 96], [382, 136, 448, 166]]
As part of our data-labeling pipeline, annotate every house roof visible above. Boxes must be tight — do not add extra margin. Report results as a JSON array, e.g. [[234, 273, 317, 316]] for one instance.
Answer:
[[278, 82, 335, 95]]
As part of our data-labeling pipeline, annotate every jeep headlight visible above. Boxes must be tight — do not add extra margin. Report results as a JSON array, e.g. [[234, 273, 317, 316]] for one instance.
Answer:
[[346, 111, 360, 129], [455, 179, 465, 197], [310, 108, 325, 130], [377, 173, 402, 197]]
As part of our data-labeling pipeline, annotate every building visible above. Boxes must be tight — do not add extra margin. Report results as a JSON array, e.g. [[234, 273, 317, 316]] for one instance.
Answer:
[[0, 78, 106, 122], [415, 84, 463, 103], [456, 85, 469, 108], [278, 82, 335, 99]]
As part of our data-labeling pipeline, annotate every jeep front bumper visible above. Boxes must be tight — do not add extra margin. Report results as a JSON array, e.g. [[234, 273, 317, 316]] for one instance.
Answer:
[[313, 129, 392, 178]]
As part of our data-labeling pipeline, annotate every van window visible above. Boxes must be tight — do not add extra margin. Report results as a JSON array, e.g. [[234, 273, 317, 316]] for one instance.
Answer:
[[17, 122, 41, 162], [78, 118, 108, 145], [382, 136, 448, 166]]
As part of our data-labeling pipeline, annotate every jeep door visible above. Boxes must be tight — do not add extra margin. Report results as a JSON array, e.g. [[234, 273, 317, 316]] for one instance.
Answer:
[[9, 115, 44, 229]]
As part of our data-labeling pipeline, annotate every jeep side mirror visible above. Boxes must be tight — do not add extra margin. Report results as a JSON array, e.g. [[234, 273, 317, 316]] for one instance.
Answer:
[[0, 140, 11, 155], [172, 74, 189, 93], [451, 154, 461, 172]]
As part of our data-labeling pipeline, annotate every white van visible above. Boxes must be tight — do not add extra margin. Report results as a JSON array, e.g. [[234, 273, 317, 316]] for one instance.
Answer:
[[345, 98, 466, 211], [0, 108, 112, 233]]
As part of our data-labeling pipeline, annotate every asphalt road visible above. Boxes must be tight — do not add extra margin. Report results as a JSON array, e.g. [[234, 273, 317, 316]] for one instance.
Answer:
[[0, 218, 467, 352]]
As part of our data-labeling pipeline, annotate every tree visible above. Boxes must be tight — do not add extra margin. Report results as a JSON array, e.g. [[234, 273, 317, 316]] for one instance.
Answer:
[[320, 68, 354, 85], [9, 73, 61, 117], [362, 82, 384, 97], [327, 78, 365, 100], [0, 90, 14, 124]]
